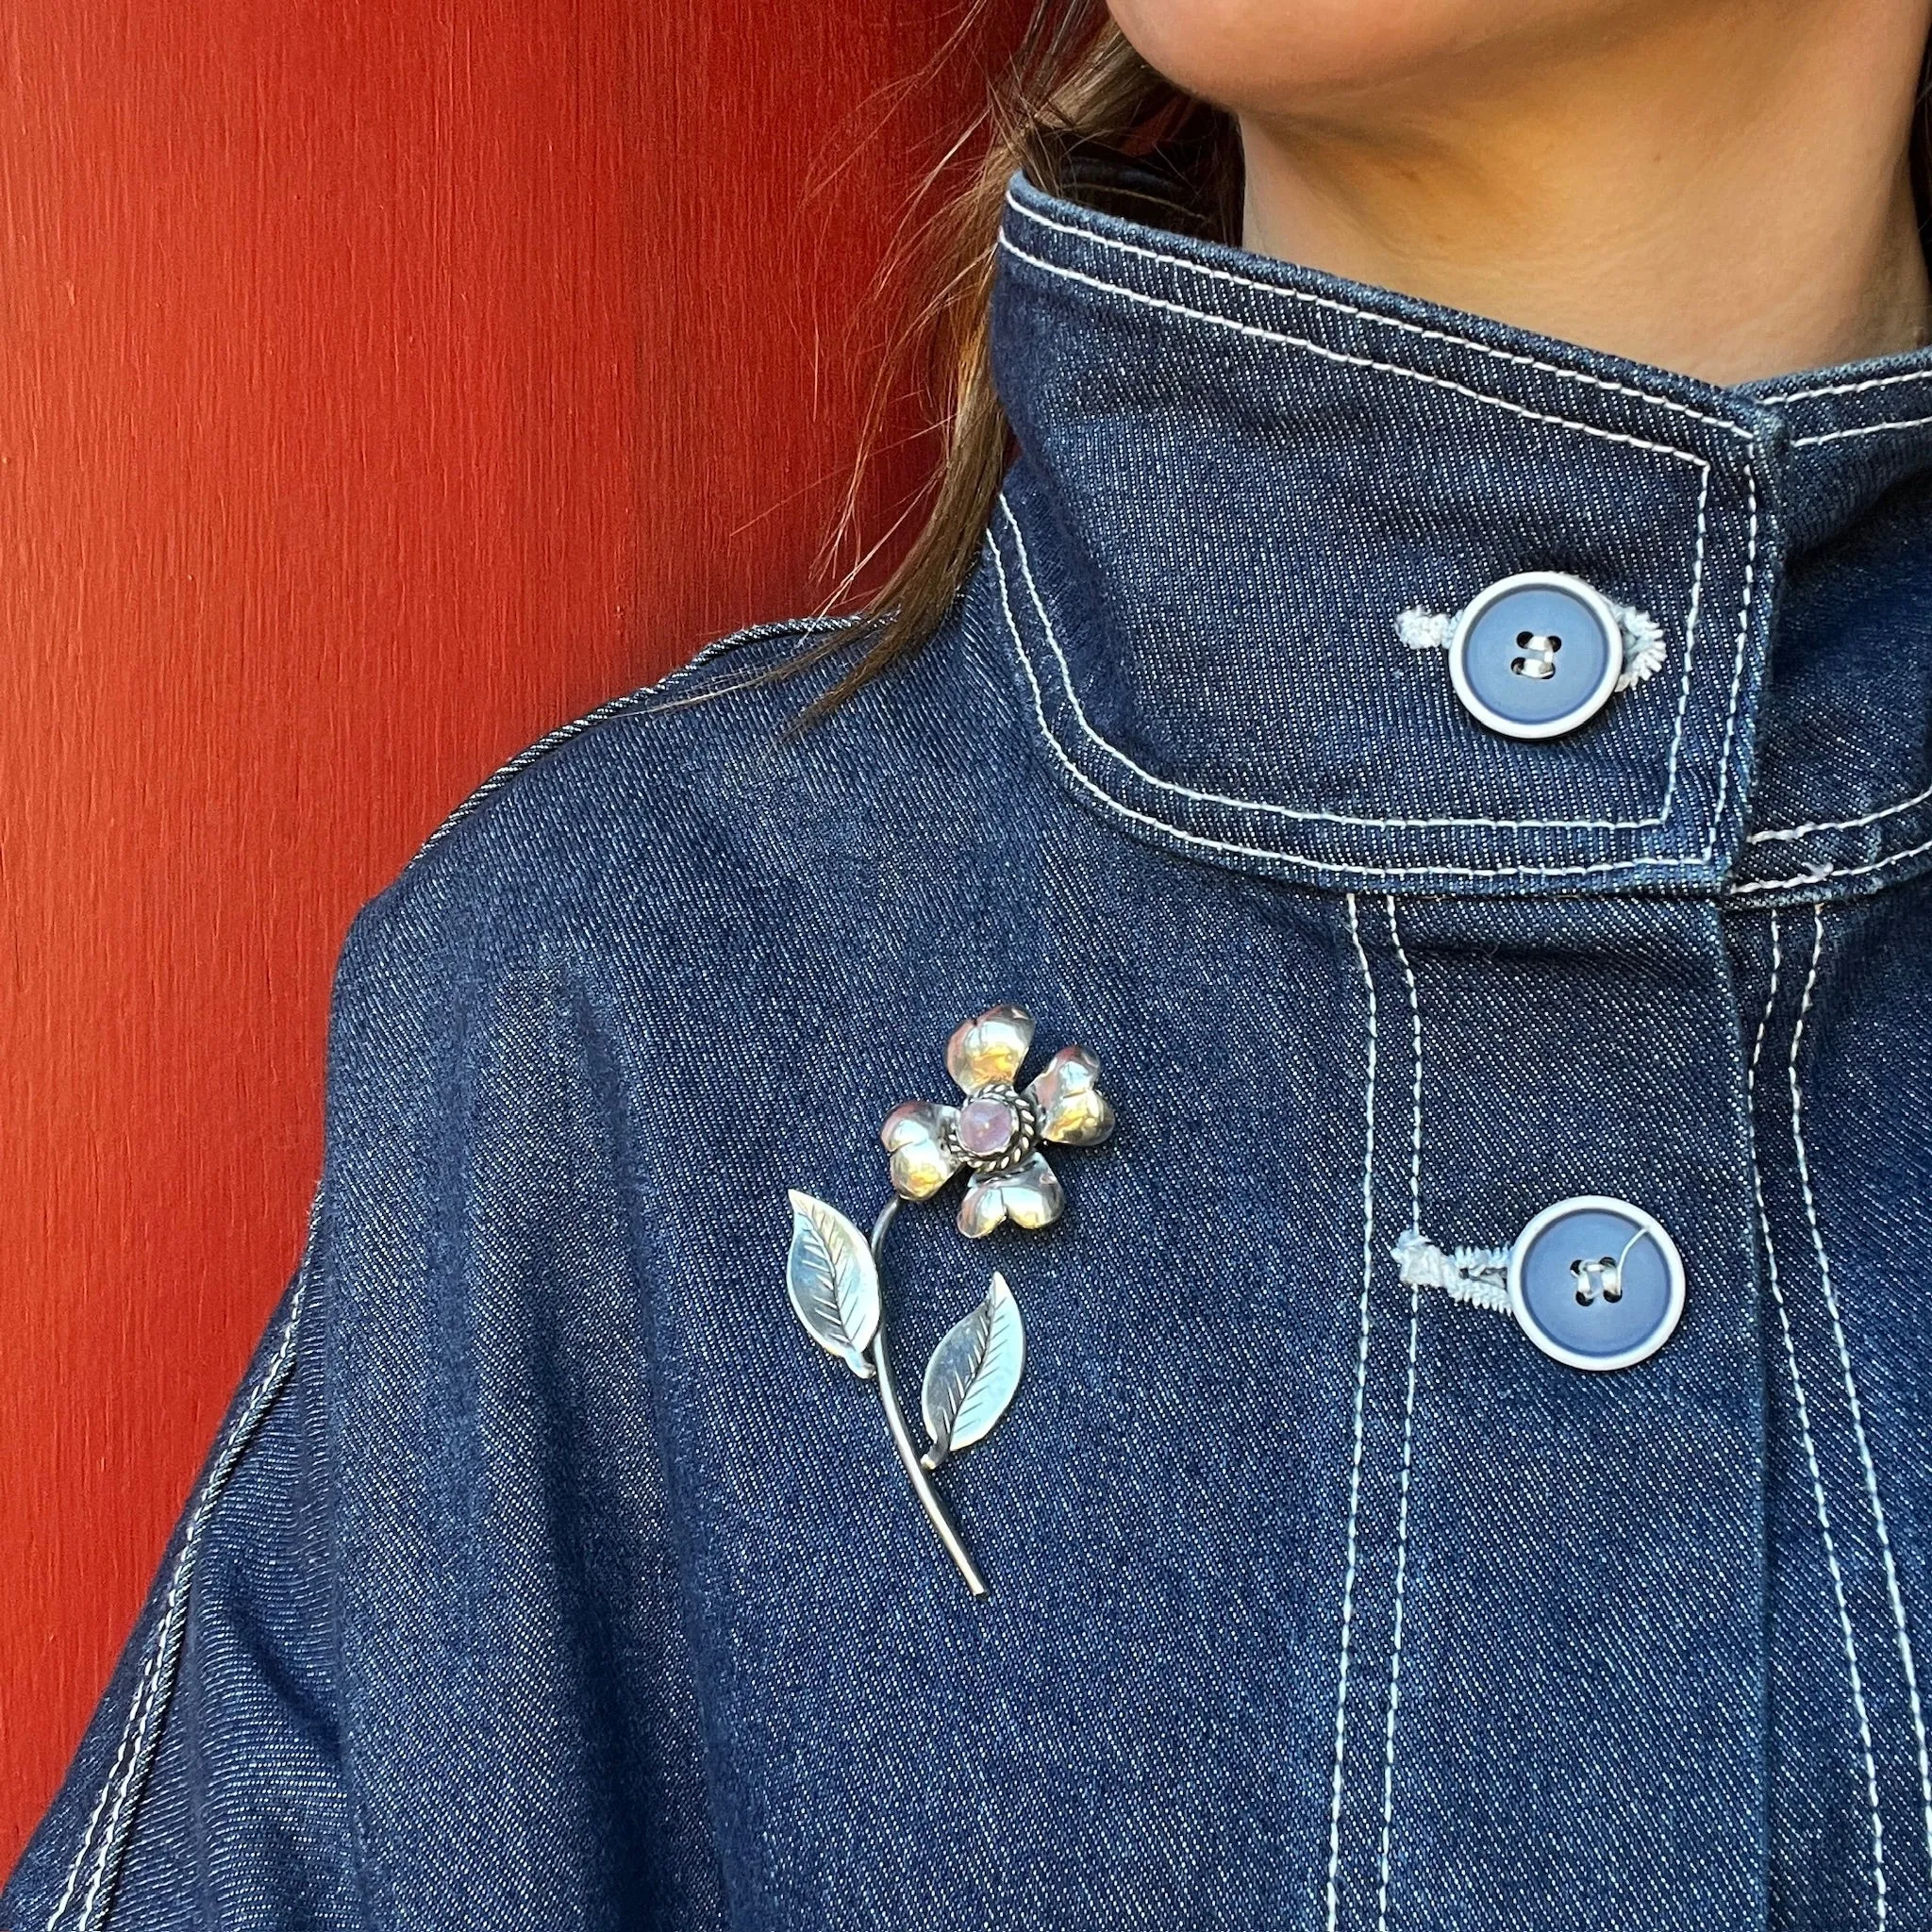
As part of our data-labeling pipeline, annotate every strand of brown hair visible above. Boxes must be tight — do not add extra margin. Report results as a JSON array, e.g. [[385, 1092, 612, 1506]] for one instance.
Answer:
[[776, 4, 1236, 726]]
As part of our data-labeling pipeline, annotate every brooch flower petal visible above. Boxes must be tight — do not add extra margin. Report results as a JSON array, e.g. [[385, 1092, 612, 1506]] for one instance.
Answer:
[[880, 1004, 1116, 1237]]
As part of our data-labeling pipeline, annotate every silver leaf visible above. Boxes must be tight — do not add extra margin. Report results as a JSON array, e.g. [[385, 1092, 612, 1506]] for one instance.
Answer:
[[919, 1271, 1025, 1470], [785, 1190, 881, 1378]]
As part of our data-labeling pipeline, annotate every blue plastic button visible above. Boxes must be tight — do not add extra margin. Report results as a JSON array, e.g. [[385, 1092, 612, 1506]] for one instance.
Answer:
[[1448, 572, 1622, 740], [1507, 1195, 1686, 1372]]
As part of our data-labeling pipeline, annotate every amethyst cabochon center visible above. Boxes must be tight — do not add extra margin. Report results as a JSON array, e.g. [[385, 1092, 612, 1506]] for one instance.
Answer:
[[948, 1082, 1040, 1172], [958, 1094, 1019, 1157]]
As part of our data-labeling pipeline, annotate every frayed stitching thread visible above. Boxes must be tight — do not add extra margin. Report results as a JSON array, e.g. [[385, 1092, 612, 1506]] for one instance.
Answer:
[[1394, 608, 1455, 654], [1396, 598, 1667, 692], [1391, 1229, 1513, 1315]]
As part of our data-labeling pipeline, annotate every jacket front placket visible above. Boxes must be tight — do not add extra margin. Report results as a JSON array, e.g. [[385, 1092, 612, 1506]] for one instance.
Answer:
[[986, 173, 1803, 1927]]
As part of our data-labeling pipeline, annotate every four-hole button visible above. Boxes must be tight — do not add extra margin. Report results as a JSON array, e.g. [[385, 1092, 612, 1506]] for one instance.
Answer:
[[1508, 1195, 1687, 1373], [1449, 571, 1624, 741]]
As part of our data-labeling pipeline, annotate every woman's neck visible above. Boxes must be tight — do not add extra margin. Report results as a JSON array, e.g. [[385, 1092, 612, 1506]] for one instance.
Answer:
[[1235, 1, 1932, 385]]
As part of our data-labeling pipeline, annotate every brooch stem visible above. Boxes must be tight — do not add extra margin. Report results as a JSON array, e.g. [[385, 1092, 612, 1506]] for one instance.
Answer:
[[866, 1199, 988, 1598]]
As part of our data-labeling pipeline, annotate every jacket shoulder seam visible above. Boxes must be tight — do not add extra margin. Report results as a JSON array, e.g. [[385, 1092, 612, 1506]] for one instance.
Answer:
[[401, 616, 845, 878]]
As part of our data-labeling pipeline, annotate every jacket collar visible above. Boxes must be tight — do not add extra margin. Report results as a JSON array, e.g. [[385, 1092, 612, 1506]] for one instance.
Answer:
[[979, 167, 1932, 903]]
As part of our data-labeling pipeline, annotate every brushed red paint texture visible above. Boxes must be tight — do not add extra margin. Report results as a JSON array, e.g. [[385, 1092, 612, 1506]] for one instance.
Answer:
[[0, 0, 1028, 1866]]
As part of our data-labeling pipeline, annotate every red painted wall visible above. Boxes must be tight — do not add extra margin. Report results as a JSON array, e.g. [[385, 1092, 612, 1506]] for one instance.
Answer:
[[0, 0, 1024, 1868]]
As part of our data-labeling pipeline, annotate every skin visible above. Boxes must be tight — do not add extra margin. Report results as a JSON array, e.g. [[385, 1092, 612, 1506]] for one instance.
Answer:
[[1106, 0, 1932, 383]]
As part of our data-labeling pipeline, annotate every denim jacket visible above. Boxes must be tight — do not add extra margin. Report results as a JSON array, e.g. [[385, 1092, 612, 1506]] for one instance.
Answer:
[[11, 160, 1932, 1932]]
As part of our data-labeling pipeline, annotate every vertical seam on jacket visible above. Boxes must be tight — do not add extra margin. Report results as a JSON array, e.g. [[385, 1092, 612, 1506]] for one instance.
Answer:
[[1655, 466, 1710, 823], [1790, 907, 1932, 1884], [1374, 897, 1424, 1932], [43, 1190, 323, 1932], [1751, 913, 1890, 1926], [1325, 894, 1379, 1931], [1703, 469, 1759, 849]]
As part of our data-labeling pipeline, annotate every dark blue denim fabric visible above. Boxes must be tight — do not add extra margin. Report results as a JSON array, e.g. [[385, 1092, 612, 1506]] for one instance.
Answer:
[[11, 165, 1932, 1931]]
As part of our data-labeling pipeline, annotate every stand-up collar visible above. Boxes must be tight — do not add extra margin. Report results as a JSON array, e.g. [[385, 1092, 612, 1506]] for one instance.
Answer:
[[980, 168, 1932, 902]]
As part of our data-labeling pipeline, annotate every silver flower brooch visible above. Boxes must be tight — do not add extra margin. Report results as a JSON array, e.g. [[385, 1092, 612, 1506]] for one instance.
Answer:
[[785, 1005, 1115, 1597]]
